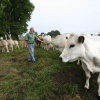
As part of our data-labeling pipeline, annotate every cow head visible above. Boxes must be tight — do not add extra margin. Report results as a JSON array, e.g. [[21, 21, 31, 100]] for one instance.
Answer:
[[59, 34, 85, 62]]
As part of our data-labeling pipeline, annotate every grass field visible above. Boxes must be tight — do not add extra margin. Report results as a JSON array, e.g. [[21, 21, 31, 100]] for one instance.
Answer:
[[0, 46, 99, 100]]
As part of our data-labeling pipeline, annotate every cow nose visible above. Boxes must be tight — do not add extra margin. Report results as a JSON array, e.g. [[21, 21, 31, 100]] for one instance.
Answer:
[[59, 57, 62, 61]]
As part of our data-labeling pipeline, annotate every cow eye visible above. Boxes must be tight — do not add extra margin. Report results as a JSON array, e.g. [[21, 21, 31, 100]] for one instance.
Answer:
[[69, 44, 75, 48]]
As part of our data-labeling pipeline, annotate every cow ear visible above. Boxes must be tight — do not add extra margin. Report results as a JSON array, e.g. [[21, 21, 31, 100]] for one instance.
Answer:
[[78, 36, 85, 43]]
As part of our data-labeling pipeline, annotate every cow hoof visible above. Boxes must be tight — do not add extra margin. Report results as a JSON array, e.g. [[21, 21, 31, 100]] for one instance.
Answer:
[[84, 87, 89, 92]]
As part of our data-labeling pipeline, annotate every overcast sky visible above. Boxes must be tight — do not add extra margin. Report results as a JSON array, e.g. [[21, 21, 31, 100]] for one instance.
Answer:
[[27, 0, 100, 34]]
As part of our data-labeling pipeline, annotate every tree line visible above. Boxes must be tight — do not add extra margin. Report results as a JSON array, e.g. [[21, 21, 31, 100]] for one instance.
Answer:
[[41, 30, 61, 37]]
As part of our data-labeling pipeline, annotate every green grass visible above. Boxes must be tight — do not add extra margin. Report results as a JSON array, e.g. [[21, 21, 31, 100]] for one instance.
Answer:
[[0, 46, 98, 100]]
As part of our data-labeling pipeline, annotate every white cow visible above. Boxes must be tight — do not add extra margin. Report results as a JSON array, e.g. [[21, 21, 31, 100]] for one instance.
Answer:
[[13, 40, 20, 49], [42, 35, 52, 50], [7, 39, 20, 51], [7, 39, 14, 51], [42, 34, 71, 51], [50, 34, 70, 51], [0, 37, 9, 52], [59, 33, 100, 97]]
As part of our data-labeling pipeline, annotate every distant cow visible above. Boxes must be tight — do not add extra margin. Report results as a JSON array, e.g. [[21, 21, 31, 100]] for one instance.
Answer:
[[35, 35, 43, 47], [59, 33, 100, 98], [41, 35, 52, 50], [50, 34, 70, 51], [0, 39, 9, 52]]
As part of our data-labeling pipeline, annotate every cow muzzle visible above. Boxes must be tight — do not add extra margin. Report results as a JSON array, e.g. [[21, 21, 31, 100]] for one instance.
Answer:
[[59, 57, 62, 61]]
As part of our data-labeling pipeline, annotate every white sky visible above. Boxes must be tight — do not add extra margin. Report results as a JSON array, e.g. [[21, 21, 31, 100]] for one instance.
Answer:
[[27, 0, 100, 34]]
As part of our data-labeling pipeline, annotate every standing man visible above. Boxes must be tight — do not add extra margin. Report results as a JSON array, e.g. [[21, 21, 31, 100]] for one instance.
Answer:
[[25, 27, 43, 62]]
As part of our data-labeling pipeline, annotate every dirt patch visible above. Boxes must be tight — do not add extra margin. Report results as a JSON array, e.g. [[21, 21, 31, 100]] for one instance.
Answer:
[[60, 95, 81, 100], [0, 74, 4, 79], [53, 67, 99, 100], [10, 58, 18, 62]]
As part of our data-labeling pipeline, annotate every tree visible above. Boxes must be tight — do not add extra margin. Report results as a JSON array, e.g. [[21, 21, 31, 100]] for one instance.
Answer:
[[47, 30, 60, 37], [0, 0, 35, 40], [40, 32, 46, 36], [0, 0, 10, 37]]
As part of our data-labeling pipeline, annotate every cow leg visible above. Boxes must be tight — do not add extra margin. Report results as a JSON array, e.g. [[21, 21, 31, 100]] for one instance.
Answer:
[[6, 45, 9, 52], [97, 73, 100, 97], [77, 60, 80, 65], [82, 62, 91, 90]]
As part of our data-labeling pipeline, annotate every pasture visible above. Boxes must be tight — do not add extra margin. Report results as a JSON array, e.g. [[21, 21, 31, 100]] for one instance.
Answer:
[[0, 46, 98, 100]]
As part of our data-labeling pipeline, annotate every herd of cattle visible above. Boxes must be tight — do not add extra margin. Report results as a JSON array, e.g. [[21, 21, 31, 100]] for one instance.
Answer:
[[1, 32, 100, 98], [0, 37, 20, 52], [37, 33, 100, 98]]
